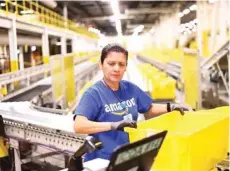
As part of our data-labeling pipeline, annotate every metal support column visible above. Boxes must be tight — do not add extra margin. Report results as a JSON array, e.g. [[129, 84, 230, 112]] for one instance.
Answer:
[[228, 3, 230, 105], [197, 50, 202, 109], [182, 48, 202, 109], [210, 1, 218, 54], [60, 36, 67, 108], [18, 46, 24, 70], [228, 2, 230, 155], [72, 37, 78, 54], [42, 28, 50, 64], [197, 1, 210, 57], [8, 18, 18, 91], [196, 1, 202, 57], [8, 18, 18, 71], [63, 3, 68, 29], [10, 139, 21, 171], [61, 36, 67, 56], [219, 0, 228, 43], [14, 149, 21, 171]]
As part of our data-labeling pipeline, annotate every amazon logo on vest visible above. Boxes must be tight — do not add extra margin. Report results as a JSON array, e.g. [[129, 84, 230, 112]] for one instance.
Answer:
[[104, 98, 136, 115]]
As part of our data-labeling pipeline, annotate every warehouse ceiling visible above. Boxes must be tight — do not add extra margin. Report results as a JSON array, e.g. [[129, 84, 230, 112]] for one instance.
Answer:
[[52, 1, 196, 36]]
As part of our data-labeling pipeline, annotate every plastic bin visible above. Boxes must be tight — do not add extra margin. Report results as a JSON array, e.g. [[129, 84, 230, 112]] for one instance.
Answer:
[[125, 107, 229, 171], [151, 77, 176, 100]]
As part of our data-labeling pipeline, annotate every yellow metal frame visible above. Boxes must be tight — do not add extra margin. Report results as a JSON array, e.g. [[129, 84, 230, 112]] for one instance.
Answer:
[[64, 54, 76, 107], [0, 0, 98, 39], [202, 30, 210, 57], [182, 49, 200, 109], [0, 137, 8, 157], [50, 55, 65, 101]]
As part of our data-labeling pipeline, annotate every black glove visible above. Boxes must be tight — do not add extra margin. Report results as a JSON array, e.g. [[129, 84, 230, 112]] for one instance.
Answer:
[[111, 120, 137, 131], [167, 103, 192, 115]]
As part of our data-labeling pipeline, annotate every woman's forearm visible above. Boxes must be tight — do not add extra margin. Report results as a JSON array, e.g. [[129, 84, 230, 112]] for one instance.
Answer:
[[74, 115, 111, 134], [145, 103, 168, 116]]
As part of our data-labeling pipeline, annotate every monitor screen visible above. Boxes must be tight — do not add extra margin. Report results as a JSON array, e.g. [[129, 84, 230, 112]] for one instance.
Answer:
[[107, 131, 167, 171]]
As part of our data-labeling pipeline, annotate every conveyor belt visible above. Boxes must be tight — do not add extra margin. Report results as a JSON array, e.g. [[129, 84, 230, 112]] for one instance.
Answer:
[[137, 55, 181, 80], [5, 85, 50, 102], [201, 40, 229, 71], [0, 101, 86, 154]]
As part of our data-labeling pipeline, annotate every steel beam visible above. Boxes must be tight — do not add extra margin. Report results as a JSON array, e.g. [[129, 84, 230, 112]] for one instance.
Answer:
[[82, 14, 135, 21], [8, 18, 18, 62], [125, 8, 173, 15], [16, 21, 43, 34], [0, 16, 11, 28], [42, 28, 50, 57]]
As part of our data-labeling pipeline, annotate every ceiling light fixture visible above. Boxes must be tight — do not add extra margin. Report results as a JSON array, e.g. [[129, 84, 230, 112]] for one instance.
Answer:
[[178, 12, 184, 18], [88, 27, 101, 34], [20, 10, 34, 15], [183, 9, 190, 15], [149, 27, 155, 34], [189, 4, 197, 11], [110, 0, 122, 36], [208, 0, 215, 3], [134, 25, 144, 33], [132, 25, 144, 36], [0, 3, 6, 7], [31, 46, 36, 52]]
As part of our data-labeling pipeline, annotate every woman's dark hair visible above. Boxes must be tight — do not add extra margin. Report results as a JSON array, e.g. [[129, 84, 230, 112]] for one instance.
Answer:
[[100, 43, 128, 64]]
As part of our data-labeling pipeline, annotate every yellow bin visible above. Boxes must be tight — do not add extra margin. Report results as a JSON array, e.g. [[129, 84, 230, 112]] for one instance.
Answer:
[[125, 107, 229, 171]]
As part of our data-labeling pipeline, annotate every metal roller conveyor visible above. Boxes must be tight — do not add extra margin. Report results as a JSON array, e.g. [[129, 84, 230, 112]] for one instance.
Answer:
[[0, 102, 86, 154]]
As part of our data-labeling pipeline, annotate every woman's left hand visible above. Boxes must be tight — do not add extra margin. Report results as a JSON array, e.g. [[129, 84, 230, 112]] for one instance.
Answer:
[[170, 103, 193, 115]]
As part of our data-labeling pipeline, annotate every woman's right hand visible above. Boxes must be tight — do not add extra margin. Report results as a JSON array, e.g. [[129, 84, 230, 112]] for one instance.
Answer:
[[111, 120, 137, 131]]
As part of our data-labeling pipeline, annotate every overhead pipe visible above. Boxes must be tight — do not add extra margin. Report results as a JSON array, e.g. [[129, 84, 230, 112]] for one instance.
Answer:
[[39, 0, 57, 9], [0, 34, 42, 46]]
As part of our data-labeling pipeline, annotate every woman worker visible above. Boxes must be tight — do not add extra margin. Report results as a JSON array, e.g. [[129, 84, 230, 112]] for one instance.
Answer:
[[73, 43, 190, 161]]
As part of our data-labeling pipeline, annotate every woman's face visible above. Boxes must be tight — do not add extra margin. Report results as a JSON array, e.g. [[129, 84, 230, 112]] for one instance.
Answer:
[[100, 51, 127, 83]]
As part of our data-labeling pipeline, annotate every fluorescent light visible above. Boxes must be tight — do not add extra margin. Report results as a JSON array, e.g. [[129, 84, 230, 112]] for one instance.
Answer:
[[111, 0, 120, 15], [187, 30, 192, 34], [88, 27, 101, 34], [109, 15, 116, 22], [183, 9, 190, 15], [88, 27, 93, 32], [188, 24, 193, 29], [56, 42, 61, 46], [150, 27, 155, 34], [110, 0, 122, 36], [20, 10, 34, 15], [192, 27, 197, 32], [133, 25, 144, 35], [115, 19, 122, 36], [208, 0, 215, 3], [0, 3, 6, 7], [180, 24, 184, 28], [194, 18, 198, 24], [132, 32, 138, 37], [185, 23, 190, 28], [31, 46, 36, 52], [134, 25, 144, 33], [189, 4, 197, 11], [178, 12, 184, 18], [183, 31, 188, 36]]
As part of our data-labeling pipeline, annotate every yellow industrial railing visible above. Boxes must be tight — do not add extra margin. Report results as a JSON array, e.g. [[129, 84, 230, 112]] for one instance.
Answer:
[[0, 0, 98, 39]]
